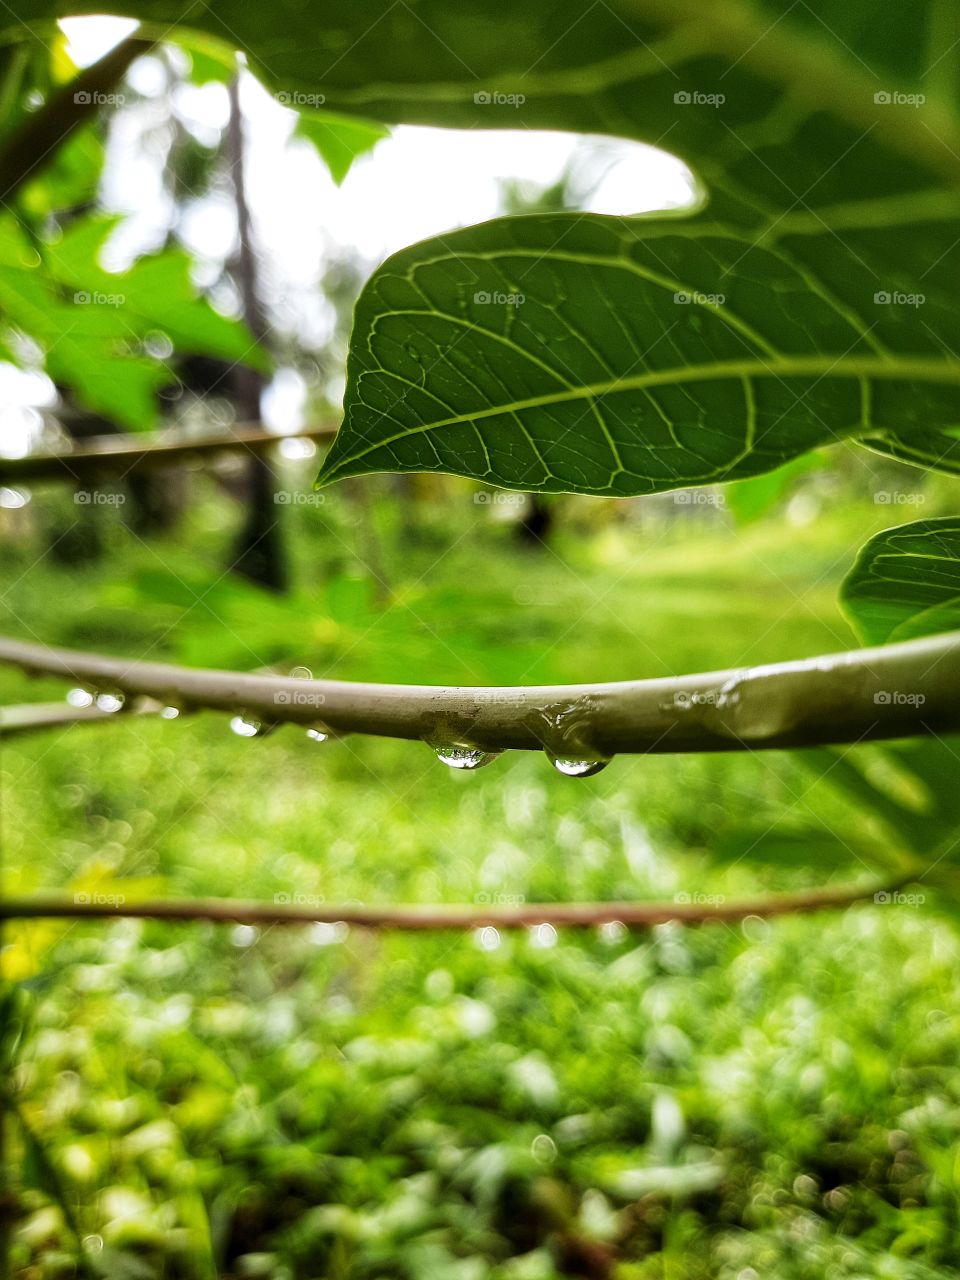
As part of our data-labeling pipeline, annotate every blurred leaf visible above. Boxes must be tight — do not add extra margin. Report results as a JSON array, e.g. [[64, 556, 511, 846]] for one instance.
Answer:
[[798, 737, 960, 859], [725, 452, 826, 526], [294, 111, 388, 186], [842, 517, 960, 644], [0, 213, 267, 428], [710, 827, 865, 872]]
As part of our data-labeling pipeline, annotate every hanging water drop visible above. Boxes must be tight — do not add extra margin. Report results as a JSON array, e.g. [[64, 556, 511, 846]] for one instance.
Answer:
[[431, 744, 501, 770], [306, 727, 328, 743], [530, 922, 558, 949], [66, 687, 95, 708], [95, 691, 125, 714], [547, 752, 609, 778], [160, 705, 180, 720], [229, 714, 272, 738]]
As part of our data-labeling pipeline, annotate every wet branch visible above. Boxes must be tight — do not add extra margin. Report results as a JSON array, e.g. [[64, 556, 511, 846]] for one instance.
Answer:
[[0, 632, 957, 755]]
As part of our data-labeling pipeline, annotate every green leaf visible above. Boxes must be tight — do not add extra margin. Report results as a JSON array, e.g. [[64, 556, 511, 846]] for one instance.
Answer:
[[315, 214, 959, 494], [841, 517, 960, 645], [798, 738, 960, 859], [294, 111, 388, 186], [47, 215, 269, 372], [0, 214, 267, 429]]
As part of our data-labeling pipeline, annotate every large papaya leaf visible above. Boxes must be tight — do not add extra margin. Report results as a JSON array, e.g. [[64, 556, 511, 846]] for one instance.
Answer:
[[842, 518, 960, 644], [315, 214, 959, 493], [6, 0, 960, 486]]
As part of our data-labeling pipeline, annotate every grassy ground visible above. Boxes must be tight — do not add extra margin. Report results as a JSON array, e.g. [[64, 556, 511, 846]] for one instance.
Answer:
[[2, 463, 960, 1278]]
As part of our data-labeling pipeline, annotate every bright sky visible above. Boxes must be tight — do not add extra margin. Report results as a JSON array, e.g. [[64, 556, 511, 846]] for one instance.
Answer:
[[0, 17, 696, 455]]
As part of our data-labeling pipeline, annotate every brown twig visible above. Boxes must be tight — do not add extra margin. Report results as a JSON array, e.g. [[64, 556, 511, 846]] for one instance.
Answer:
[[0, 879, 910, 929], [0, 421, 337, 483]]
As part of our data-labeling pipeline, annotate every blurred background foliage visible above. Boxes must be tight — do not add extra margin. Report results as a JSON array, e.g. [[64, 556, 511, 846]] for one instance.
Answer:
[[2, 21, 960, 1280], [5, 462, 960, 1278]]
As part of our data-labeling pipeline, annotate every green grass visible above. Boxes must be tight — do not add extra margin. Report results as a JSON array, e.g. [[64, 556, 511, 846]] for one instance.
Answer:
[[3, 471, 960, 1278]]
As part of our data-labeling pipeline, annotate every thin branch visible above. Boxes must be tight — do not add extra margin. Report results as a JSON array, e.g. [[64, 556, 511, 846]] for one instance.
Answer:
[[0, 700, 159, 736], [0, 632, 957, 755], [0, 36, 154, 202], [0, 421, 337, 484], [0, 879, 905, 929]]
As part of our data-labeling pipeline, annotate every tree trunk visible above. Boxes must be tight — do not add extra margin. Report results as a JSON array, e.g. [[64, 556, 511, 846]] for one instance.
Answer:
[[225, 74, 287, 593]]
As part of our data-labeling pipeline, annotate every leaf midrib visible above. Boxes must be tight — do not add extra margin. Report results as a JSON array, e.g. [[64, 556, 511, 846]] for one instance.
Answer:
[[331, 354, 960, 477]]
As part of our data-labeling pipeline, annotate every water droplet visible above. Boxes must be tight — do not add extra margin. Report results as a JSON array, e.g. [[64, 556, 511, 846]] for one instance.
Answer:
[[530, 922, 558, 948], [531, 1133, 557, 1163], [229, 714, 270, 738], [475, 925, 501, 951], [306, 727, 328, 743], [309, 921, 348, 946], [66, 687, 94, 708], [599, 920, 628, 945], [431, 744, 501, 770], [144, 330, 174, 360], [231, 924, 258, 947], [95, 691, 125, 714], [0, 486, 29, 509], [547, 753, 609, 778], [279, 436, 317, 461], [160, 705, 180, 720]]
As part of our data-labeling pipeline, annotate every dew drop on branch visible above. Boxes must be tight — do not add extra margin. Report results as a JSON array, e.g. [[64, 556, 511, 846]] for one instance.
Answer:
[[229, 714, 274, 738], [546, 752, 609, 778], [66, 687, 95, 708], [95, 691, 125, 713], [431, 744, 501, 770]]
